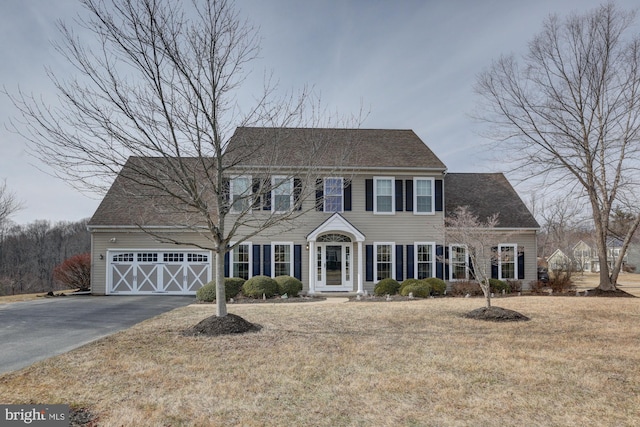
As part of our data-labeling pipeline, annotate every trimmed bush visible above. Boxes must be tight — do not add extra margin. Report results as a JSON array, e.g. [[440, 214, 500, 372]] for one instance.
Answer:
[[242, 275, 278, 298], [196, 277, 246, 302], [424, 277, 447, 296], [450, 280, 484, 296], [374, 278, 400, 296], [275, 275, 303, 297], [399, 281, 431, 298], [399, 278, 423, 294], [489, 278, 510, 294]]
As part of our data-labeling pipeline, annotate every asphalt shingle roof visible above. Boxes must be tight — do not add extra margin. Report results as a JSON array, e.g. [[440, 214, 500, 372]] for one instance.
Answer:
[[444, 173, 539, 229]]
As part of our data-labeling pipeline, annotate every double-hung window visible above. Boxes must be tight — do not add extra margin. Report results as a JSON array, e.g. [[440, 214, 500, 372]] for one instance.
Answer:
[[375, 243, 395, 281], [324, 177, 343, 212], [414, 178, 434, 214], [272, 176, 293, 212], [415, 243, 435, 279], [230, 176, 252, 212], [231, 243, 251, 280], [272, 243, 293, 276], [450, 245, 468, 280], [374, 177, 394, 214], [499, 244, 516, 280]]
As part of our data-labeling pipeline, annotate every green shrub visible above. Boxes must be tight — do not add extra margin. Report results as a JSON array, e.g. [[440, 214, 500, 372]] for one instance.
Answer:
[[242, 275, 278, 298], [399, 278, 423, 294], [275, 275, 303, 297], [399, 281, 431, 298], [374, 278, 400, 296], [489, 278, 510, 293], [196, 277, 246, 302], [424, 277, 447, 295]]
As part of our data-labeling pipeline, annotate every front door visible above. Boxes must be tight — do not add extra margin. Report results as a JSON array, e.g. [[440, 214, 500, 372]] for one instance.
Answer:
[[316, 243, 352, 291]]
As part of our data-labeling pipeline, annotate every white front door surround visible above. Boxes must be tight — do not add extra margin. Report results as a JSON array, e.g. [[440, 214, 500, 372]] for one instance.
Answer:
[[306, 213, 365, 295]]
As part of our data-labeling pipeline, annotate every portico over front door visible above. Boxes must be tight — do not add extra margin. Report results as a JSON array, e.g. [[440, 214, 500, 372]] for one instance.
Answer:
[[315, 234, 353, 291]]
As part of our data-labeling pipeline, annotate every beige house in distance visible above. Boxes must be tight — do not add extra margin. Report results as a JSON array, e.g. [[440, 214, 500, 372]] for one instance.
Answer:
[[88, 128, 539, 295]]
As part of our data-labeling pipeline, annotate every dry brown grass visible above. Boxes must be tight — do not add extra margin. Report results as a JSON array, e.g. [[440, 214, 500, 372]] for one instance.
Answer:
[[1, 294, 639, 426], [0, 290, 77, 304]]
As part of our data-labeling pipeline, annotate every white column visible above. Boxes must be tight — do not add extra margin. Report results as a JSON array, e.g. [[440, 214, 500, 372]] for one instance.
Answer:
[[357, 241, 364, 295], [308, 241, 316, 295]]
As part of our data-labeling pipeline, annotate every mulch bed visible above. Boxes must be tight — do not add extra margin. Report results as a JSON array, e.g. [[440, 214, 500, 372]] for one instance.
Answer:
[[463, 306, 530, 322], [182, 313, 262, 336], [197, 295, 327, 304]]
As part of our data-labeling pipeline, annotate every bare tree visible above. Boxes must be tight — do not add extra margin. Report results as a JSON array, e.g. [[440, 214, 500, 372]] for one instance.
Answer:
[[0, 180, 22, 227], [7, 0, 358, 318], [445, 206, 504, 308], [476, 3, 640, 291]]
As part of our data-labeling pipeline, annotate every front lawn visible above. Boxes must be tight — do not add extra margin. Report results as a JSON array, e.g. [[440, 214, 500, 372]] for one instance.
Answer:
[[1, 296, 638, 426]]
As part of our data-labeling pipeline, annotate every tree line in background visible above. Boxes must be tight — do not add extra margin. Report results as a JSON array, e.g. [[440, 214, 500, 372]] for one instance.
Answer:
[[0, 219, 90, 295]]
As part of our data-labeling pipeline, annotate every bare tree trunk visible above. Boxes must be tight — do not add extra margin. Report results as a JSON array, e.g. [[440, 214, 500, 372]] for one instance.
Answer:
[[215, 250, 227, 317]]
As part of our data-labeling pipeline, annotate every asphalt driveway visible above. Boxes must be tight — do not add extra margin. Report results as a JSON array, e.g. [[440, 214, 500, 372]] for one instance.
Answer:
[[0, 295, 194, 375]]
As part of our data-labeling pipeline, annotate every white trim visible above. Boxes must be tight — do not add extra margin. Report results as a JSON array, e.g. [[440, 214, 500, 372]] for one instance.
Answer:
[[414, 242, 436, 279], [498, 243, 518, 280], [323, 176, 344, 213], [271, 242, 294, 277], [306, 213, 366, 242], [374, 242, 396, 282], [230, 241, 252, 280], [413, 177, 435, 215], [230, 175, 252, 213], [272, 176, 294, 213], [449, 244, 469, 281], [373, 176, 395, 215]]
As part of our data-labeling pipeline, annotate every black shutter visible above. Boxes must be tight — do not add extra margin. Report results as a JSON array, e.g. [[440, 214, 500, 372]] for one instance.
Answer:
[[518, 249, 525, 280], [252, 178, 262, 209], [468, 256, 475, 280], [366, 245, 374, 281], [435, 179, 443, 212], [365, 179, 373, 211], [252, 245, 261, 277], [406, 245, 414, 278], [436, 245, 444, 280], [395, 245, 404, 281], [405, 179, 413, 212], [224, 251, 230, 278], [344, 179, 352, 211], [263, 178, 271, 211], [294, 178, 302, 211], [395, 180, 403, 212], [294, 245, 302, 280], [491, 246, 498, 279], [263, 244, 271, 276], [316, 178, 324, 211], [444, 246, 450, 281]]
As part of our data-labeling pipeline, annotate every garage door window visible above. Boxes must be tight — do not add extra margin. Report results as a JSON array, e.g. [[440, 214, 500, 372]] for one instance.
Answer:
[[113, 253, 133, 262], [164, 253, 184, 262], [188, 253, 208, 262], [138, 253, 158, 262]]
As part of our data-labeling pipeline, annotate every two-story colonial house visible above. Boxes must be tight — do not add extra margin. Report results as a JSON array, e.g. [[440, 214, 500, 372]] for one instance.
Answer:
[[87, 127, 539, 295]]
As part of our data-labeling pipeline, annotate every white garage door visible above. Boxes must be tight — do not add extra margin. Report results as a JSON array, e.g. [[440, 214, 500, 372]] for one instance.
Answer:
[[108, 250, 211, 295]]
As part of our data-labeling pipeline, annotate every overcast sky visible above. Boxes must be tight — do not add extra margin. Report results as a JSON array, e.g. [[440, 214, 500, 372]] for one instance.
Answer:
[[1, 0, 638, 225]]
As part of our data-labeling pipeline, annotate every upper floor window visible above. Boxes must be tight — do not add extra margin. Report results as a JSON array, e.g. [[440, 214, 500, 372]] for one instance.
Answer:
[[272, 176, 293, 213], [414, 178, 434, 214], [499, 244, 516, 280], [324, 177, 343, 212], [374, 177, 394, 214], [230, 176, 252, 212]]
